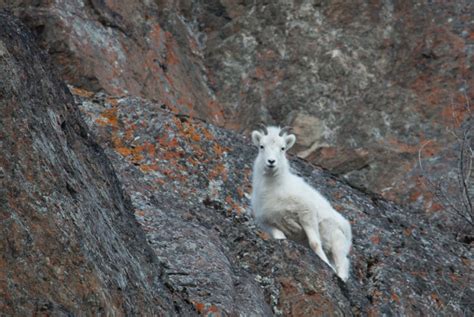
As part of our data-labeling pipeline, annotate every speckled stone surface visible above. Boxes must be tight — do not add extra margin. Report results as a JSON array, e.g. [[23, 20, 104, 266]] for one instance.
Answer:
[[75, 89, 472, 316], [1, 5, 472, 316], [3, 0, 472, 220], [0, 13, 194, 315]]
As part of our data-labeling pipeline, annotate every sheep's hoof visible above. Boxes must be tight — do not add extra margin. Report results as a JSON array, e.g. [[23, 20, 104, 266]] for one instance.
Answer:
[[337, 272, 349, 282]]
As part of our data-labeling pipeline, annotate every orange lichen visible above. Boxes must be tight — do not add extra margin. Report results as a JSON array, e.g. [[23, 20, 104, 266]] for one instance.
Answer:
[[162, 150, 181, 161], [209, 163, 227, 181], [386, 137, 441, 156], [165, 32, 179, 65], [449, 272, 460, 283], [159, 136, 179, 148], [69, 86, 94, 98], [254, 67, 265, 79], [409, 190, 422, 202], [429, 203, 443, 212], [430, 293, 444, 308], [105, 97, 119, 107], [115, 146, 133, 157], [257, 231, 270, 240], [98, 108, 119, 128], [213, 143, 227, 156], [367, 307, 381, 317], [224, 195, 243, 214], [92, 102, 245, 206], [207, 305, 219, 314], [370, 234, 381, 245], [201, 126, 215, 140], [180, 123, 201, 141], [139, 164, 159, 172], [172, 116, 184, 130], [144, 142, 155, 158], [134, 210, 145, 217], [225, 196, 233, 205], [411, 271, 428, 278], [148, 24, 163, 49], [206, 101, 225, 124], [124, 125, 135, 141], [391, 292, 400, 303], [193, 302, 205, 313]]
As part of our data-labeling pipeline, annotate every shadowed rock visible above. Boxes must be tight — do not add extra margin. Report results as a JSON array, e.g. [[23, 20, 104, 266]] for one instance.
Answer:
[[0, 0, 224, 124], [0, 12, 194, 315]]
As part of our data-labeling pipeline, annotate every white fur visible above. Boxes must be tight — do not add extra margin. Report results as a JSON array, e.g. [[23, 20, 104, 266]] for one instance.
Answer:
[[251, 126, 352, 281]]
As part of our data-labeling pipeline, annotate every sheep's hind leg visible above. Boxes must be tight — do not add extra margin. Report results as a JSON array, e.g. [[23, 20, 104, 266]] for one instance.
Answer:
[[331, 229, 351, 282], [268, 227, 287, 239], [302, 221, 335, 272]]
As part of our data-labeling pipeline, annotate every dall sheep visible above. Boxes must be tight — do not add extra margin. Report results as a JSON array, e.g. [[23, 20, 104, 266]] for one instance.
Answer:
[[250, 125, 352, 281]]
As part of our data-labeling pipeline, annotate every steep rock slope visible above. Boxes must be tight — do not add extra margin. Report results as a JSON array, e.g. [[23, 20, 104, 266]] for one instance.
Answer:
[[0, 13, 193, 315], [0, 5, 472, 316], [3, 0, 472, 219], [74, 88, 473, 316], [165, 0, 473, 216], [0, 0, 224, 123]]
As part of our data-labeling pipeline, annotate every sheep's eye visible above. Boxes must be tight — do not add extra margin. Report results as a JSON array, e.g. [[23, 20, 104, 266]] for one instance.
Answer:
[[281, 147, 285, 151], [260, 145, 264, 149]]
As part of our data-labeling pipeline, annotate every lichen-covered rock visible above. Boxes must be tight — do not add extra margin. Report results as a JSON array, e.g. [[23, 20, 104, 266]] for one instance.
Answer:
[[2, 0, 472, 221], [1, 4, 472, 317], [74, 88, 473, 316], [160, 0, 473, 218], [0, 0, 224, 124], [0, 13, 194, 315]]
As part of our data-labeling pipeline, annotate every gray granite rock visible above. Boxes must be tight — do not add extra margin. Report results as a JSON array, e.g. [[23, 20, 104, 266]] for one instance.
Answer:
[[75, 89, 472, 316], [0, 13, 194, 315], [1, 4, 472, 316]]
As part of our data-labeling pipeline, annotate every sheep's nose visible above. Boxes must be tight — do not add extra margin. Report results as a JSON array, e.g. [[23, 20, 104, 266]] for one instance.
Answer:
[[267, 159, 275, 165]]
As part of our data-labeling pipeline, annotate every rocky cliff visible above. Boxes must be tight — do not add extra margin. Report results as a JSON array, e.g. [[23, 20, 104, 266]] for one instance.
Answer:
[[1, 2, 473, 317], [161, 0, 473, 219], [3, 0, 472, 224], [0, 13, 194, 315], [73, 87, 473, 316]]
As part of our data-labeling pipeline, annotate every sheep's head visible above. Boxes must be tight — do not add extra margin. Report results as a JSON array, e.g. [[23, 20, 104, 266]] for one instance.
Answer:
[[251, 125, 296, 175]]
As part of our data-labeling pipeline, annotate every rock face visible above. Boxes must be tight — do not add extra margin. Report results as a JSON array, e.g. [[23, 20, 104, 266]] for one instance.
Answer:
[[165, 0, 473, 215], [3, 0, 472, 219], [0, 0, 225, 123], [73, 88, 473, 315], [0, 13, 193, 315], [0, 4, 473, 317]]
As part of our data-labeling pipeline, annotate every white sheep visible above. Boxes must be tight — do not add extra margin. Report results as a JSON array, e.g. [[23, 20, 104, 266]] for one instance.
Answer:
[[250, 125, 352, 281]]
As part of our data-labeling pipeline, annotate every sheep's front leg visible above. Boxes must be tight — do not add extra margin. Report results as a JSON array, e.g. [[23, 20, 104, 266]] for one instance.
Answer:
[[302, 221, 335, 272], [268, 227, 287, 239]]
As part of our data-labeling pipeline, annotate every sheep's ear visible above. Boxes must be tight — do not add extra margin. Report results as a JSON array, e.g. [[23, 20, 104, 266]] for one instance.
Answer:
[[251, 130, 263, 146], [285, 134, 296, 149]]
